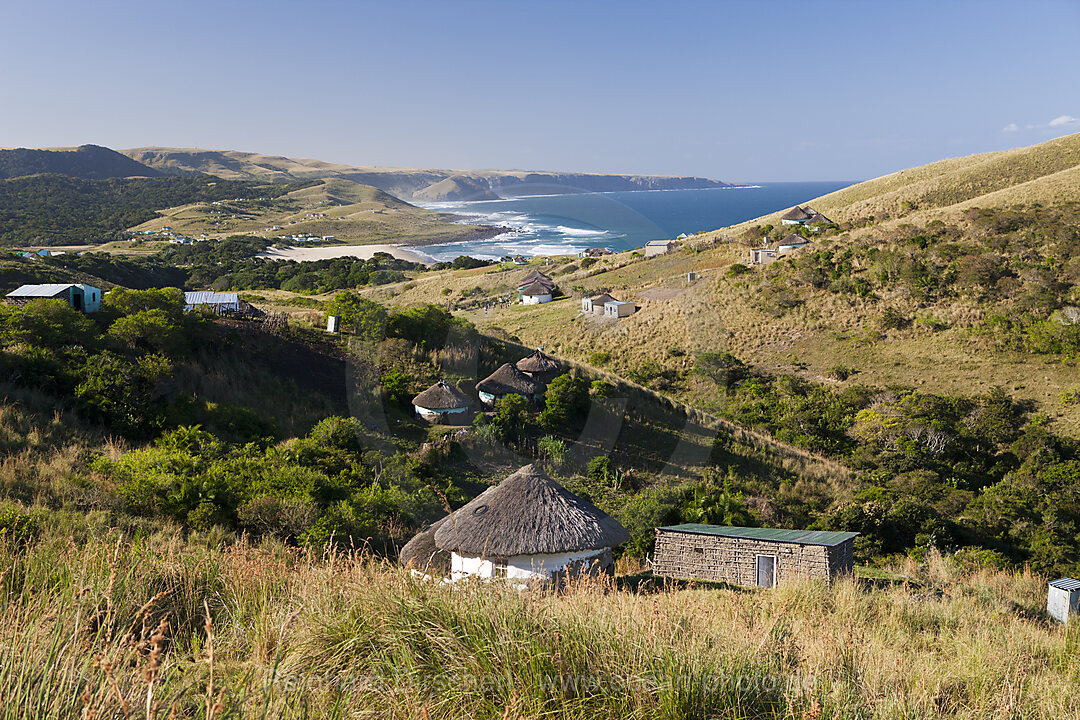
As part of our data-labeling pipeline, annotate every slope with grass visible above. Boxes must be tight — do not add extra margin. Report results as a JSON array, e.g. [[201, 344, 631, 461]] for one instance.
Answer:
[[128, 177, 500, 246]]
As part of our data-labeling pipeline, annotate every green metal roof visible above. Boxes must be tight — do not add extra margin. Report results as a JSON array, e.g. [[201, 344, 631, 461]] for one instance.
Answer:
[[657, 524, 859, 547]]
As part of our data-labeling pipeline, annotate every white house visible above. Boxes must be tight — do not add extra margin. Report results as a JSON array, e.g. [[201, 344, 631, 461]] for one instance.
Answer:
[[581, 292, 614, 313], [401, 464, 629, 584], [644, 240, 679, 257], [780, 206, 814, 225], [604, 300, 637, 318], [776, 233, 811, 254]]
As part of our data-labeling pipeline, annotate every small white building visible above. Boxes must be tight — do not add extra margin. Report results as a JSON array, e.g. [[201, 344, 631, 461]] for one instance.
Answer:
[[519, 280, 553, 305], [411, 380, 471, 423], [1048, 578, 1080, 624], [475, 363, 545, 406], [604, 300, 637, 318], [777, 233, 811, 254], [780, 206, 814, 225], [402, 464, 629, 584], [644, 240, 679, 257]]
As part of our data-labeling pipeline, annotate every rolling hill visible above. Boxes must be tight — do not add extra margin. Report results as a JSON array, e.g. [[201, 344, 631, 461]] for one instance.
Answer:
[[0, 144, 163, 180], [122, 146, 730, 200], [128, 177, 500, 246]]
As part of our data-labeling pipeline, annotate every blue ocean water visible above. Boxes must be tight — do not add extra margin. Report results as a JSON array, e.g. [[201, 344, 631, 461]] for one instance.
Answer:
[[415, 181, 853, 261]]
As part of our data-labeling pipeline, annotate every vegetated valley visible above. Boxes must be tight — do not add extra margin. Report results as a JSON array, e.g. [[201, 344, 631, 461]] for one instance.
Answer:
[[2, 137, 1080, 718]]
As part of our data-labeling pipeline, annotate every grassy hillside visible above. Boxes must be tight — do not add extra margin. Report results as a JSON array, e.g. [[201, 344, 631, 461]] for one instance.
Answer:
[[122, 146, 729, 200], [0, 144, 162, 180], [128, 177, 499, 246], [737, 132, 1080, 230]]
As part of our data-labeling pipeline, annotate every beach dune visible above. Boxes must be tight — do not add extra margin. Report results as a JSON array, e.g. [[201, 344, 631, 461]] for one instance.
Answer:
[[256, 244, 435, 265]]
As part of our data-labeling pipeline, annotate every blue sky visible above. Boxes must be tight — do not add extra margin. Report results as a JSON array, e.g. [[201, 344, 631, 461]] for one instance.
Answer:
[[2, 0, 1078, 181]]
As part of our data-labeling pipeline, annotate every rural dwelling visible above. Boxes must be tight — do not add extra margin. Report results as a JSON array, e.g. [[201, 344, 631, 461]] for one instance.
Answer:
[[411, 380, 471, 423], [415, 464, 629, 583], [777, 233, 811, 253], [581, 292, 615, 314], [1048, 578, 1080, 624], [780, 206, 815, 225], [578, 247, 612, 258], [805, 212, 834, 231], [518, 270, 556, 294], [184, 291, 240, 314], [476, 363, 546, 406], [519, 280, 553, 305], [652, 524, 858, 587], [749, 247, 778, 266], [4, 283, 101, 313], [515, 348, 563, 384], [604, 300, 637, 318], [644, 239, 679, 257]]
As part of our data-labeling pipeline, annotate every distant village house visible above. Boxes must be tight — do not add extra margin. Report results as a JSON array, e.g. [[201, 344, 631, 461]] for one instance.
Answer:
[[411, 380, 471, 424], [476, 363, 546, 406], [644, 239, 679, 257], [183, 291, 241, 314], [4, 283, 101, 313], [515, 348, 563, 384], [603, 300, 637, 318]]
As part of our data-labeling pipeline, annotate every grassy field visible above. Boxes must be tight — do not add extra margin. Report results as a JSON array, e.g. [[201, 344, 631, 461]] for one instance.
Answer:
[[2, 520, 1077, 720], [126, 178, 495, 246]]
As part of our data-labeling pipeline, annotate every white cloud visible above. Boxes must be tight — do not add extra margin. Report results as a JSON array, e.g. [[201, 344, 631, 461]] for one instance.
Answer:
[[1003, 123, 1019, 132], [1048, 115, 1079, 128]]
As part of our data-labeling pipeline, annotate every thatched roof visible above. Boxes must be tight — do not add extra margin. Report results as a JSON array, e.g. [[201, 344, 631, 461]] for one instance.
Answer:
[[432, 464, 630, 556], [412, 380, 470, 410], [587, 292, 614, 307], [806, 212, 833, 225], [780, 233, 810, 246], [520, 281, 552, 296], [399, 516, 452, 574], [780, 206, 813, 221], [516, 349, 560, 374], [518, 271, 555, 290], [476, 363, 545, 396]]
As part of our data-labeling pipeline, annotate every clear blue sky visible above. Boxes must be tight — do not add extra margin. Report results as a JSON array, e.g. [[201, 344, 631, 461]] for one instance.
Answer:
[[3, 0, 1078, 182]]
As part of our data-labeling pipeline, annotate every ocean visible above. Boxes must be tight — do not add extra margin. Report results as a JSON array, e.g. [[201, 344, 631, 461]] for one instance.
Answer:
[[414, 181, 853, 261]]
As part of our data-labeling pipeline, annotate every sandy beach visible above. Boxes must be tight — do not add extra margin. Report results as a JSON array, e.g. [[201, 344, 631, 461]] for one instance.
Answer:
[[256, 244, 436, 265]]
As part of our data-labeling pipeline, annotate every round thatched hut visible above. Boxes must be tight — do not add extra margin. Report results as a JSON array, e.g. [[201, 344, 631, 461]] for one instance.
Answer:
[[412, 380, 470, 423], [515, 348, 563, 384], [519, 280, 553, 305], [475, 363, 545, 406], [430, 464, 629, 582], [399, 516, 452, 576]]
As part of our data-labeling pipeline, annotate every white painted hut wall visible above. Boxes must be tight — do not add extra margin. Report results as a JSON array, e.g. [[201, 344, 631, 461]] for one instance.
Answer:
[[414, 405, 467, 420], [450, 548, 610, 582], [521, 293, 552, 305]]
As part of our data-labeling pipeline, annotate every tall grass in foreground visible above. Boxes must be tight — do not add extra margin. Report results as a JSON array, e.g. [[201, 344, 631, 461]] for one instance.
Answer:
[[1, 526, 1079, 719]]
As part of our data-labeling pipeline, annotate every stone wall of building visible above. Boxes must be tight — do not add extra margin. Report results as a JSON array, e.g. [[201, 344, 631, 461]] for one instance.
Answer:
[[653, 530, 853, 586]]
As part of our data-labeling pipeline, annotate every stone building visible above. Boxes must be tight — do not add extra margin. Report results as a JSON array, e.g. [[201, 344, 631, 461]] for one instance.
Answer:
[[652, 524, 858, 587]]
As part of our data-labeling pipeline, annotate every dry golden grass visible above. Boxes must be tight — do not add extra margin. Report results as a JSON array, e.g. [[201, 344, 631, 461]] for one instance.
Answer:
[[2, 525, 1077, 719]]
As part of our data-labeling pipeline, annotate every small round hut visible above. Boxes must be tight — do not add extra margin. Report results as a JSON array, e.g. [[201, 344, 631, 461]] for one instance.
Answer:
[[520, 280, 553, 305], [429, 464, 629, 582], [412, 380, 471, 423], [475, 363, 545, 406], [515, 348, 563, 384]]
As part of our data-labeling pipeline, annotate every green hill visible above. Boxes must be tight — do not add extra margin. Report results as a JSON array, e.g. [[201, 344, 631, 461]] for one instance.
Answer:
[[0, 144, 163, 180]]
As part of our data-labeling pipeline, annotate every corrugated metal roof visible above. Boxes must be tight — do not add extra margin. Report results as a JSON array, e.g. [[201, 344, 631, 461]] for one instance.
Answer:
[[1049, 578, 1080, 591], [184, 291, 239, 305], [5, 284, 74, 298], [657, 524, 859, 547]]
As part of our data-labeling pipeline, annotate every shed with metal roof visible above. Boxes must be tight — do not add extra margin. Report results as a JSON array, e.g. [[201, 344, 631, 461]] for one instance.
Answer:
[[1048, 577, 1080, 624], [652, 523, 858, 587], [183, 291, 240, 313], [5, 283, 101, 313]]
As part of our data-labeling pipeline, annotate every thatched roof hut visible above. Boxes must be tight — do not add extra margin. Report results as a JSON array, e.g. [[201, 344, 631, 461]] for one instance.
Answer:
[[412, 380, 470, 410], [518, 271, 555, 291], [780, 206, 814, 222], [515, 349, 560, 376], [476, 363, 545, 403], [399, 516, 452, 575], [433, 464, 630, 558]]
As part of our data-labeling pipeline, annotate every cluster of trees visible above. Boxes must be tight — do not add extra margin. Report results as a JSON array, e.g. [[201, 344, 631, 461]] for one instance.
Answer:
[[690, 350, 1080, 574], [0, 175, 311, 245]]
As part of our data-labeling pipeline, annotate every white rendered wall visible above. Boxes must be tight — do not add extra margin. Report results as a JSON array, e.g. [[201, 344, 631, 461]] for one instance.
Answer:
[[450, 548, 611, 583]]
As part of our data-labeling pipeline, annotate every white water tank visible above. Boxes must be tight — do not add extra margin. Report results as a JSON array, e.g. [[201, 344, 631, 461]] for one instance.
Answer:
[[1048, 578, 1080, 624]]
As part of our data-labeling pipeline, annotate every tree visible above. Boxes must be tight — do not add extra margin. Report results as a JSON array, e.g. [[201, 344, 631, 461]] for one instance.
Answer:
[[491, 394, 530, 444], [538, 373, 591, 430], [326, 292, 388, 341]]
